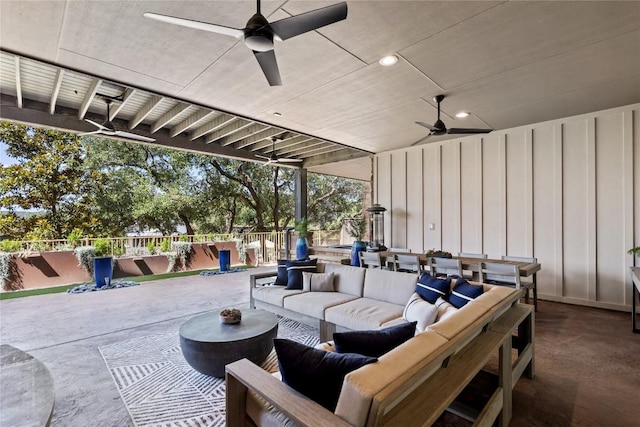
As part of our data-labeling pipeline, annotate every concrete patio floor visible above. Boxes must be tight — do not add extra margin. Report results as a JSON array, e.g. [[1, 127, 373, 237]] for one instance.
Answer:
[[1, 268, 639, 426], [0, 267, 274, 426]]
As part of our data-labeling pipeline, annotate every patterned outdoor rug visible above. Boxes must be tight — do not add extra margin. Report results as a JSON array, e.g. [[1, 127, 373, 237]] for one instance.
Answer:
[[99, 316, 319, 427]]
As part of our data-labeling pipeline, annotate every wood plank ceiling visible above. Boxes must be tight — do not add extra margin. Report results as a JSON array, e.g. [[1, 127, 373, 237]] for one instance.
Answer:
[[0, 1, 639, 181]]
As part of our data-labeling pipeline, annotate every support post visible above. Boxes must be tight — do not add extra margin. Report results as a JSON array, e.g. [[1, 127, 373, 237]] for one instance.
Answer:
[[295, 168, 307, 222]]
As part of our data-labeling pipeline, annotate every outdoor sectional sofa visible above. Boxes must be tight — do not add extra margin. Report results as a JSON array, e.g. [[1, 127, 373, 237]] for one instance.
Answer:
[[226, 262, 534, 426]]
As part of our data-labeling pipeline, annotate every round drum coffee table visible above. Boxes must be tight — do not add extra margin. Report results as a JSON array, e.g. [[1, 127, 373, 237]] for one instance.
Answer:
[[179, 309, 278, 377]]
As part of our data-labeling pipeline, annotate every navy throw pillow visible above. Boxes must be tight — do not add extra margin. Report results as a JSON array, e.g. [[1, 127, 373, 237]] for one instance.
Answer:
[[273, 259, 288, 286], [286, 258, 318, 290], [449, 277, 484, 308], [274, 338, 377, 411], [333, 321, 417, 357], [416, 273, 451, 304]]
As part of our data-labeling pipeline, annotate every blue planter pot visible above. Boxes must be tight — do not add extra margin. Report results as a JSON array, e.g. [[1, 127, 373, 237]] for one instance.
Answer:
[[93, 257, 113, 288], [219, 249, 231, 272], [351, 241, 367, 266], [296, 237, 309, 260]]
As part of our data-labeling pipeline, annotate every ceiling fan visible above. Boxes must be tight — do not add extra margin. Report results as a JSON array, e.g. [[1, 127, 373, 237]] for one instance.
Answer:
[[80, 98, 155, 142], [143, 0, 348, 86], [256, 136, 303, 165], [411, 95, 492, 146]]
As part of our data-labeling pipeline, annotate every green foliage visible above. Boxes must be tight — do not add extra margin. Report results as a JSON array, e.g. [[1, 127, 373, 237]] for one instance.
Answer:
[[147, 241, 157, 255], [1, 123, 365, 240], [0, 123, 106, 238], [0, 240, 22, 252], [67, 228, 84, 248], [628, 247, 640, 256], [160, 238, 171, 253], [93, 238, 111, 257], [294, 218, 308, 237]]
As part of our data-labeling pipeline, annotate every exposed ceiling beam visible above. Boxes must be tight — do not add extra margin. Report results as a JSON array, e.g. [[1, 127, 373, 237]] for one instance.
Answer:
[[234, 128, 284, 149], [170, 109, 215, 137], [78, 78, 102, 120], [189, 113, 235, 140], [151, 102, 189, 133], [14, 56, 22, 108], [128, 95, 162, 129], [205, 119, 253, 144], [302, 149, 370, 168], [109, 88, 135, 120], [217, 123, 267, 147], [0, 94, 274, 165], [251, 135, 311, 152], [49, 69, 64, 114]]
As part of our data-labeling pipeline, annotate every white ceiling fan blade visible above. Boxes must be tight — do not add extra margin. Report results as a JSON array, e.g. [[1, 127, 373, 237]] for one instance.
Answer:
[[114, 131, 156, 142], [143, 13, 244, 39], [277, 158, 303, 163], [85, 119, 108, 131], [79, 130, 103, 136], [256, 154, 271, 160]]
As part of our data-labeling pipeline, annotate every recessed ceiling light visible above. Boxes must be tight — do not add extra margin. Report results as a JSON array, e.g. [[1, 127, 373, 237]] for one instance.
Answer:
[[455, 112, 470, 118], [273, 112, 282, 116], [379, 55, 398, 66]]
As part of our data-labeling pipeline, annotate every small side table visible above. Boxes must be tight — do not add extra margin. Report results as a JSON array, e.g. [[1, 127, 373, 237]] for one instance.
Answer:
[[180, 309, 278, 377], [630, 267, 640, 334]]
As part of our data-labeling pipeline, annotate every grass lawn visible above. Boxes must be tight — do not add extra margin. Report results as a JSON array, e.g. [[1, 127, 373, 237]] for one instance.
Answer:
[[0, 266, 251, 300]]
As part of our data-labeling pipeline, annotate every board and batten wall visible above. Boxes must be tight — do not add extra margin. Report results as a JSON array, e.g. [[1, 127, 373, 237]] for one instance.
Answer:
[[373, 103, 639, 311]]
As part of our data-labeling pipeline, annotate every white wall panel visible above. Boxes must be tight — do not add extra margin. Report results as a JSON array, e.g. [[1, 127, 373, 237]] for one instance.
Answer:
[[460, 138, 483, 253], [482, 134, 506, 258], [532, 125, 558, 296], [595, 112, 625, 304], [423, 145, 442, 251], [441, 142, 461, 254], [374, 103, 640, 310], [406, 150, 424, 252], [562, 120, 590, 300], [506, 130, 530, 256], [390, 153, 407, 248], [375, 154, 392, 247]]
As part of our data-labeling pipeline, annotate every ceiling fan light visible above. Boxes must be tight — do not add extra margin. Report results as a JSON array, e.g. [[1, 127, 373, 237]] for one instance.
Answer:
[[455, 112, 470, 118], [244, 35, 273, 52], [379, 55, 398, 66]]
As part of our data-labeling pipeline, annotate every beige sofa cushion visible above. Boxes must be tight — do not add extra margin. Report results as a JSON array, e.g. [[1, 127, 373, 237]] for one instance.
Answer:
[[323, 264, 366, 296], [362, 268, 418, 305], [252, 286, 304, 307], [284, 292, 359, 319], [426, 299, 493, 340], [325, 298, 404, 330], [334, 331, 449, 427]]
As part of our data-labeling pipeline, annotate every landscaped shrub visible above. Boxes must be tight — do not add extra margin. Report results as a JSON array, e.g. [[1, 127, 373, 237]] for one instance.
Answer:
[[160, 238, 171, 253], [171, 241, 193, 269], [0, 240, 22, 253], [147, 241, 157, 255], [0, 252, 11, 289], [93, 239, 111, 257], [74, 246, 96, 274], [66, 229, 84, 248]]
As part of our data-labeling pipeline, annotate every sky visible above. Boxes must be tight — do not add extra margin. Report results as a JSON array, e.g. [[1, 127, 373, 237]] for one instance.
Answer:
[[1, 141, 16, 166]]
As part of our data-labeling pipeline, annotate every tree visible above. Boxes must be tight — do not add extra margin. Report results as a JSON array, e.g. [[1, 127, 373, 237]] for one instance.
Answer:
[[0, 122, 104, 238]]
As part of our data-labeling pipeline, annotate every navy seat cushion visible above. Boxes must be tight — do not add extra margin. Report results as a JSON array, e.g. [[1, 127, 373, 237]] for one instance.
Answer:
[[449, 277, 484, 308], [333, 321, 417, 357], [416, 273, 451, 304], [274, 338, 377, 411], [273, 259, 288, 286], [286, 258, 318, 290]]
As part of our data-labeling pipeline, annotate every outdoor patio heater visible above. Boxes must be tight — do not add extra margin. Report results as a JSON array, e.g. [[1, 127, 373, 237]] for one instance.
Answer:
[[366, 204, 387, 252]]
